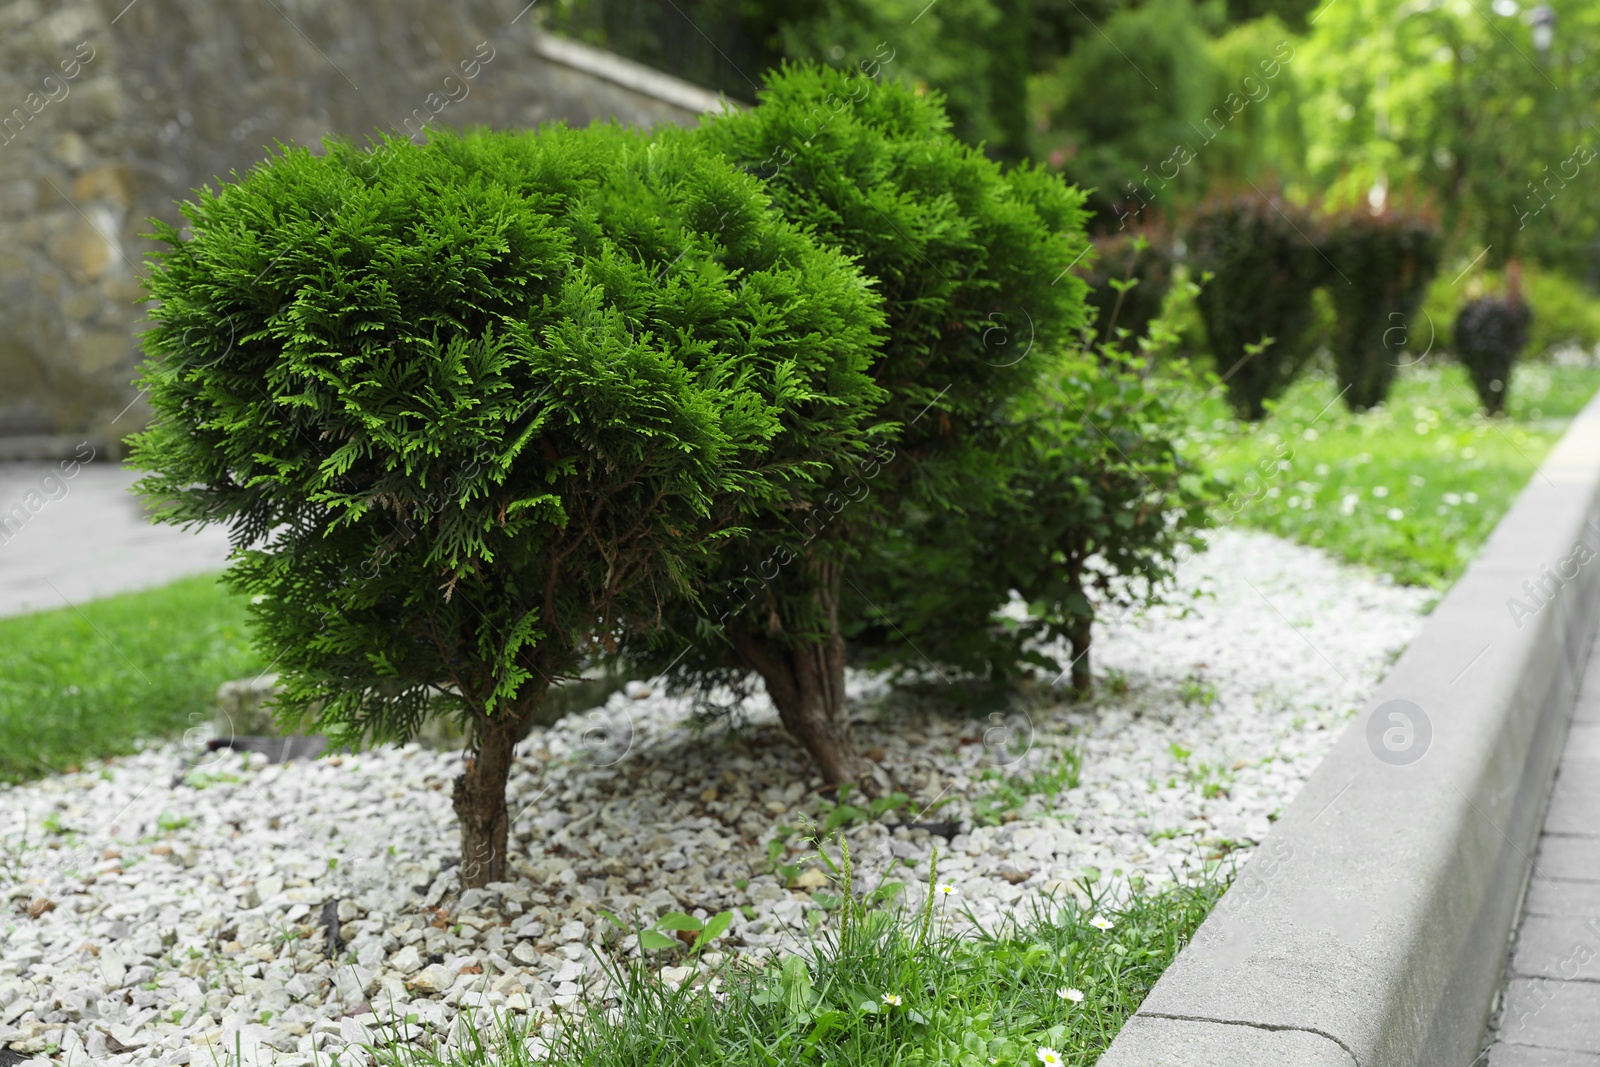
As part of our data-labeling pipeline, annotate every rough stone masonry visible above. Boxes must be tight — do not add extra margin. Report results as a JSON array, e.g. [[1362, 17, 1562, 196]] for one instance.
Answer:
[[0, 0, 720, 448]]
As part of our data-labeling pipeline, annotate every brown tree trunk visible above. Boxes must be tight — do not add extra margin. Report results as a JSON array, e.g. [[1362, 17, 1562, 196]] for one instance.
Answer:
[[454, 696, 539, 889], [1067, 613, 1093, 700], [728, 560, 870, 788]]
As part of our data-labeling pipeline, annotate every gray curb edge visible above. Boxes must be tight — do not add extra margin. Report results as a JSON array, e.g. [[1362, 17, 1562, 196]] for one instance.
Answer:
[[1098, 386, 1600, 1067]]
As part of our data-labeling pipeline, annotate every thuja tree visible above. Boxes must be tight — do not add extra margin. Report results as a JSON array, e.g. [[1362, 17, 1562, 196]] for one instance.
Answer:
[[128, 125, 883, 885], [614, 65, 1091, 786], [1189, 193, 1326, 419], [847, 348, 1215, 699], [1320, 208, 1442, 411]]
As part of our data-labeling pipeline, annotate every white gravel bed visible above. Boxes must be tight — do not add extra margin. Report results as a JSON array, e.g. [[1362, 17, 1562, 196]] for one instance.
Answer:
[[0, 528, 1429, 1065]]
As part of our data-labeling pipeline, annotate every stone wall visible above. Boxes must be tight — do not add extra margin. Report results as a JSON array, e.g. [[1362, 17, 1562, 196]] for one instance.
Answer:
[[0, 0, 726, 451]]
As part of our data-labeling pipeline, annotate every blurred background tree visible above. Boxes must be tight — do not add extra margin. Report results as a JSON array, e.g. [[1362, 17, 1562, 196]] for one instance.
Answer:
[[539, 0, 1600, 394]]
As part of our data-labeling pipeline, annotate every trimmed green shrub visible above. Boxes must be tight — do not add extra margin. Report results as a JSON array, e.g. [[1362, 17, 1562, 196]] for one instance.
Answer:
[[1320, 208, 1442, 411], [616, 64, 1091, 786], [1188, 192, 1326, 419], [127, 124, 884, 885], [1455, 296, 1533, 415], [1424, 263, 1600, 361]]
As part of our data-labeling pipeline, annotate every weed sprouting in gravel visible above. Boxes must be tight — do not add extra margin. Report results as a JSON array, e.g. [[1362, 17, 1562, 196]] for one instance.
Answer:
[[973, 746, 1086, 827]]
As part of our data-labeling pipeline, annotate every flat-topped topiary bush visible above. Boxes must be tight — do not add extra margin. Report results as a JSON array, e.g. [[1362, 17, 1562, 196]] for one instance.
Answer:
[[128, 124, 884, 886]]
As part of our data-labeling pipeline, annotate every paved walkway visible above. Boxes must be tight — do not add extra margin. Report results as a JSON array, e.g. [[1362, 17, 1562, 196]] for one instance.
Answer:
[[0, 459, 232, 618], [1483, 638, 1600, 1065]]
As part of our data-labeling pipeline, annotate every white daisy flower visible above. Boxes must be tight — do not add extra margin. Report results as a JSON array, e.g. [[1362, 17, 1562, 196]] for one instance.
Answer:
[[1058, 986, 1085, 1002], [881, 993, 902, 1006], [937, 883, 957, 896], [1037, 1047, 1064, 1065], [1089, 914, 1114, 931]]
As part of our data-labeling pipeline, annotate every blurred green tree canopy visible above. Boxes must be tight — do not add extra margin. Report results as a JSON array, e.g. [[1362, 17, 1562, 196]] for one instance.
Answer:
[[541, 0, 1600, 347]]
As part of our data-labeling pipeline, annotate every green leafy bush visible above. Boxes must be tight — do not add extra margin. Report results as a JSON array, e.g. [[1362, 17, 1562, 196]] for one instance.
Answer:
[[848, 349, 1216, 697], [127, 124, 883, 885], [1455, 296, 1533, 415], [1188, 192, 1326, 419], [1319, 208, 1442, 411], [1082, 229, 1175, 347], [616, 65, 1090, 787]]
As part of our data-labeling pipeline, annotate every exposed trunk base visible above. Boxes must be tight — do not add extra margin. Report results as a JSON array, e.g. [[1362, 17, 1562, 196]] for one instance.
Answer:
[[728, 559, 872, 790], [761, 637, 870, 789], [453, 711, 526, 889]]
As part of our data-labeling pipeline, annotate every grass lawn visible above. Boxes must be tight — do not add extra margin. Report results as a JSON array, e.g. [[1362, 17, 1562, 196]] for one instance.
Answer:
[[374, 854, 1225, 1067], [1182, 361, 1600, 587], [0, 574, 264, 784]]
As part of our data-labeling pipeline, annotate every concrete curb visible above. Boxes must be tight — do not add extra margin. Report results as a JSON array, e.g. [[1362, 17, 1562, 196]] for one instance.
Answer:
[[1099, 387, 1600, 1067]]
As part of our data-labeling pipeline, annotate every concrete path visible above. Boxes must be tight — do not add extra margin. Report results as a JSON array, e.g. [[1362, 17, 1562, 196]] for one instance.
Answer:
[[1483, 637, 1600, 1065], [0, 458, 232, 618]]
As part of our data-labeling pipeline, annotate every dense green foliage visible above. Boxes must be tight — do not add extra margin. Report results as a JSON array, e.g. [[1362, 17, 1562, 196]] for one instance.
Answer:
[[374, 855, 1227, 1067], [1455, 296, 1533, 415], [1035, 0, 1222, 223], [1188, 193, 1325, 419], [1298, 0, 1600, 273], [849, 351, 1214, 696], [1319, 208, 1443, 411], [127, 122, 884, 880], [699, 64, 1092, 472], [0, 576, 262, 783], [1083, 231, 1175, 345], [542, 0, 1600, 400], [132, 124, 878, 743], [608, 65, 1092, 783]]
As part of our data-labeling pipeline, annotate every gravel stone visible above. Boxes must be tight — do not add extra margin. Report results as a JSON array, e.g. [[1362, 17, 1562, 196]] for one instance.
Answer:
[[0, 529, 1425, 1063]]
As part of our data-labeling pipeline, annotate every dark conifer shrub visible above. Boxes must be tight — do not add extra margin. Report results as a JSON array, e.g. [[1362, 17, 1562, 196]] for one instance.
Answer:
[[1320, 208, 1442, 411], [1188, 193, 1325, 419], [1455, 296, 1532, 415]]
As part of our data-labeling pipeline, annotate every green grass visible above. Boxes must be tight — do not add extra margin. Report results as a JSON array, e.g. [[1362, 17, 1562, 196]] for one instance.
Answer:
[[0, 574, 264, 783], [1184, 361, 1600, 587], [365, 848, 1225, 1067]]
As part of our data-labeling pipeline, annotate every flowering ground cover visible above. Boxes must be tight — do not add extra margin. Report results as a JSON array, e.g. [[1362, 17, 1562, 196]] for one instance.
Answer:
[[1186, 360, 1600, 587]]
